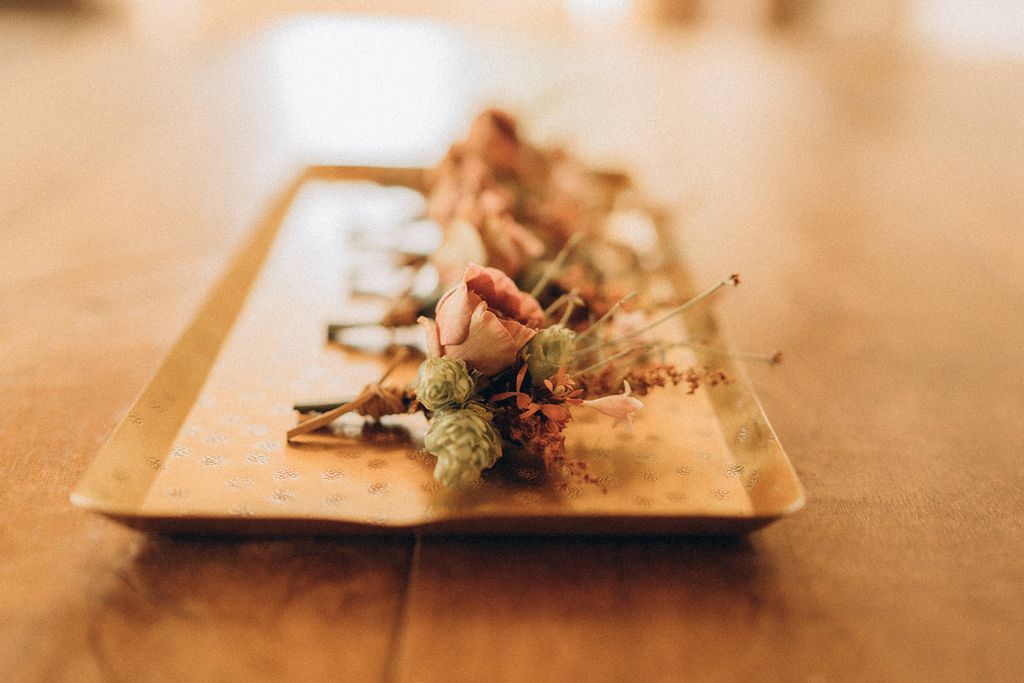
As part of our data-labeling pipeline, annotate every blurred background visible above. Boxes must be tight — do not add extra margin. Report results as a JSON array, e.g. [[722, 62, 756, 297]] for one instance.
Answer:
[[3, 0, 1021, 382], [4, 0, 1022, 218]]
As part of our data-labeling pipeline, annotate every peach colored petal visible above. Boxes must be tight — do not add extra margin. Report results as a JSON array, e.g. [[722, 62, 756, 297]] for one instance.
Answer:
[[464, 264, 543, 327], [417, 316, 442, 357], [442, 303, 518, 375], [497, 317, 536, 350], [514, 294, 544, 328], [434, 284, 481, 347]]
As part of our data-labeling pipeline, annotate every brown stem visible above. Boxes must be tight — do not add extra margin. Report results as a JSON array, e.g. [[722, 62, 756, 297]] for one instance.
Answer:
[[287, 348, 410, 441]]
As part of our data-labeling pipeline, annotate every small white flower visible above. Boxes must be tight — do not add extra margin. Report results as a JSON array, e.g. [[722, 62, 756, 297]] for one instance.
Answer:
[[582, 381, 643, 429]]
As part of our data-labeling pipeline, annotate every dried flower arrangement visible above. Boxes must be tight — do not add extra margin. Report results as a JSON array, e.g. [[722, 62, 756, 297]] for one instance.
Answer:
[[288, 110, 777, 488]]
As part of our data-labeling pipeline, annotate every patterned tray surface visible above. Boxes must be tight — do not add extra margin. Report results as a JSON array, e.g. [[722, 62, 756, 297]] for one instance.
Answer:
[[72, 168, 803, 535]]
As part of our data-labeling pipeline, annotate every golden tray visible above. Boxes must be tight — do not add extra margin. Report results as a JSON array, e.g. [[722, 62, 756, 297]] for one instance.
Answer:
[[71, 166, 804, 535]]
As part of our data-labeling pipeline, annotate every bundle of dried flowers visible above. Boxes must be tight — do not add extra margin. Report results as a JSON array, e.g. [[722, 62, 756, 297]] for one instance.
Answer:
[[291, 259, 744, 487], [293, 110, 779, 488]]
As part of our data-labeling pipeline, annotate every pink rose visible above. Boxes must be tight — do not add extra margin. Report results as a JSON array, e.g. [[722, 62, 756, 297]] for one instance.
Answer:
[[418, 264, 544, 376]]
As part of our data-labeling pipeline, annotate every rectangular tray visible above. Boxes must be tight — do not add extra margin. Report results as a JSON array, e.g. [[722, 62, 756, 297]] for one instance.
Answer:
[[71, 166, 804, 535]]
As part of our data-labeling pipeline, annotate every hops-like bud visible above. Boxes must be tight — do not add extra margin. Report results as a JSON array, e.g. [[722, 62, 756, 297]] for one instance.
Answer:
[[415, 356, 474, 412], [424, 403, 502, 488], [524, 324, 577, 385]]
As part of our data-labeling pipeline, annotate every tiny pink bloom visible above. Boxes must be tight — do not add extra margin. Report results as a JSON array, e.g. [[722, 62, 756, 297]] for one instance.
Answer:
[[582, 381, 644, 429], [429, 264, 543, 375]]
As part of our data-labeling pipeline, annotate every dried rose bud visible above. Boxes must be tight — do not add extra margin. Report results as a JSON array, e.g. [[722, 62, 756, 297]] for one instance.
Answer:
[[424, 264, 543, 376]]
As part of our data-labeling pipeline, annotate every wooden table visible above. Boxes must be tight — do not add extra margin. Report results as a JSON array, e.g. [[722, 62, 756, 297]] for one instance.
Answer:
[[2, 8, 1022, 681]]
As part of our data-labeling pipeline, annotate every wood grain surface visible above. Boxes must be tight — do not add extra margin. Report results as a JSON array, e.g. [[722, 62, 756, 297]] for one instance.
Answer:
[[1, 6, 1022, 681]]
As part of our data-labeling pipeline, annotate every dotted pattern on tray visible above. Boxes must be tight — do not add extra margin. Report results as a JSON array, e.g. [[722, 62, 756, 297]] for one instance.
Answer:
[[139, 181, 774, 526]]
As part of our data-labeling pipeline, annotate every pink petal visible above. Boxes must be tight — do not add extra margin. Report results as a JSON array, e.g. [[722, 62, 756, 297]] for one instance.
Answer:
[[442, 303, 518, 375], [498, 317, 536, 350], [417, 316, 442, 357], [435, 283, 481, 346], [464, 264, 543, 327]]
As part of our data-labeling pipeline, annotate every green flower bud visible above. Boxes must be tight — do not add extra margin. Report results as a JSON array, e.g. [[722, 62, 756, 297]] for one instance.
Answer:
[[424, 403, 502, 488], [415, 356, 474, 412], [524, 324, 578, 384]]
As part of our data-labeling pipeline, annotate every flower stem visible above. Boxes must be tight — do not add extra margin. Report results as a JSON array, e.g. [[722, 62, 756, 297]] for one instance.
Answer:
[[287, 348, 409, 441], [529, 232, 584, 299], [574, 344, 654, 376], [575, 274, 739, 357], [558, 294, 581, 326], [672, 341, 781, 365], [543, 288, 580, 318], [574, 291, 639, 342]]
